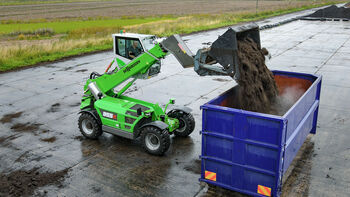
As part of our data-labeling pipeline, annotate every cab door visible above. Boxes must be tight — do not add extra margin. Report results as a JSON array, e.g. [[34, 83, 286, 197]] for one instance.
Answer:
[[113, 37, 144, 64]]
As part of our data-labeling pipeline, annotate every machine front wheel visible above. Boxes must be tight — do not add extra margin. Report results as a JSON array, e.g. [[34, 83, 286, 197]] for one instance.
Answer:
[[141, 126, 170, 156], [168, 111, 195, 137], [78, 113, 102, 139]]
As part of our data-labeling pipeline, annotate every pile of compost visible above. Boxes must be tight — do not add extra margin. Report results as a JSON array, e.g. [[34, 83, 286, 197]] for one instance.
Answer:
[[202, 26, 308, 115], [305, 5, 350, 19], [0, 168, 68, 197], [234, 38, 278, 113], [207, 27, 278, 113]]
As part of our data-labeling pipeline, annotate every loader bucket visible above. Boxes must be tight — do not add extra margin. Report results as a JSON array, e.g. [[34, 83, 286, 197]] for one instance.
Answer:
[[208, 23, 260, 79], [161, 34, 194, 68]]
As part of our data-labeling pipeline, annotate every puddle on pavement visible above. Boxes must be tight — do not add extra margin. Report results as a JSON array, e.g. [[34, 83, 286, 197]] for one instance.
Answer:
[[183, 159, 201, 174]]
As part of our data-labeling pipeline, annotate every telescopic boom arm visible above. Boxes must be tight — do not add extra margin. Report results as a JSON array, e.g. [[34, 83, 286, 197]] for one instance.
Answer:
[[84, 35, 195, 100]]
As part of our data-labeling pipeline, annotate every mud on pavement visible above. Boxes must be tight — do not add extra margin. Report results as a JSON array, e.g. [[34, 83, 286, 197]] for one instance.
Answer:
[[10, 123, 42, 133], [0, 168, 69, 197], [0, 112, 23, 124]]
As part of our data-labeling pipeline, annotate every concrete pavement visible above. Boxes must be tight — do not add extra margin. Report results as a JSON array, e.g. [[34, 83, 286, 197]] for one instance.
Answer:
[[1, 9, 350, 197]]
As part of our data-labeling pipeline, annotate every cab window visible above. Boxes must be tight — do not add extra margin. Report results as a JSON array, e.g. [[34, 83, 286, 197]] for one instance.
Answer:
[[126, 39, 143, 59], [117, 38, 126, 57], [115, 37, 143, 60]]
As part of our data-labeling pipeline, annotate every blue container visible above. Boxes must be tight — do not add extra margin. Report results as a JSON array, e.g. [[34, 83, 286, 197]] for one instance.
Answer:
[[200, 70, 322, 197]]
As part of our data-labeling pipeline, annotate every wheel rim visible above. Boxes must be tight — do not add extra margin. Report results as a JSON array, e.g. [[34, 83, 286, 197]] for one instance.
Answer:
[[145, 133, 160, 151], [82, 119, 94, 135], [177, 117, 187, 133]]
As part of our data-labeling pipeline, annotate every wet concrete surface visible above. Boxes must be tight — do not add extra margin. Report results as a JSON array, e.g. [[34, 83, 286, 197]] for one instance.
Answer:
[[1, 9, 350, 197]]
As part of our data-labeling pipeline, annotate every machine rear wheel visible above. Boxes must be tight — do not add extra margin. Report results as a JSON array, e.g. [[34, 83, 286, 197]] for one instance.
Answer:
[[78, 113, 102, 139], [141, 126, 170, 156], [168, 111, 195, 137]]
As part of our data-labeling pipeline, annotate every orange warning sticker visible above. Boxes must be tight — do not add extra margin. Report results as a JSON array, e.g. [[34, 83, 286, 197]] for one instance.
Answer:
[[177, 43, 187, 54], [205, 170, 216, 182], [257, 185, 271, 197]]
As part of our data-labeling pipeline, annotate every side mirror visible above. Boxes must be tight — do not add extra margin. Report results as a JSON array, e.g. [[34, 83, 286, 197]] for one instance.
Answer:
[[137, 108, 142, 116], [169, 98, 175, 104]]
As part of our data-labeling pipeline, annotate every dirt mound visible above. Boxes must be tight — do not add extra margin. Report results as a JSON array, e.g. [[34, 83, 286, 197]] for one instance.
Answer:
[[306, 5, 350, 19], [0, 168, 69, 197], [235, 38, 278, 113]]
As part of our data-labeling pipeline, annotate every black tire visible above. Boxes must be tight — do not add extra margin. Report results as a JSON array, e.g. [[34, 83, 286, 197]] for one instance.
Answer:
[[141, 126, 170, 156], [168, 111, 195, 137], [78, 113, 102, 139]]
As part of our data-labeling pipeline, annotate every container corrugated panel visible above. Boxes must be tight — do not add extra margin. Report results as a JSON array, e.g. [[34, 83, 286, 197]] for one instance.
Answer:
[[200, 70, 322, 197]]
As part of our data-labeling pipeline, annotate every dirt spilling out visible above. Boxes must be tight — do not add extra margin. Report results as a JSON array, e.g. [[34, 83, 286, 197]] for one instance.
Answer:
[[234, 38, 278, 113], [0, 168, 69, 197], [47, 103, 60, 113], [207, 27, 307, 115], [305, 5, 350, 19], [11, 123, 42, 133], [40, 137, 57, 143], [0, 112, 23, 123]]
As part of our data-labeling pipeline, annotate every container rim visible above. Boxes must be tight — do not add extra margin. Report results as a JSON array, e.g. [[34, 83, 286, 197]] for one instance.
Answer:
[[200, 70, 322, 119]]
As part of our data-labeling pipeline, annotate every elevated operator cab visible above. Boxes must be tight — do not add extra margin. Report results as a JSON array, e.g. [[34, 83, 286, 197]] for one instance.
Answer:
[[112, 33, 162, 79]]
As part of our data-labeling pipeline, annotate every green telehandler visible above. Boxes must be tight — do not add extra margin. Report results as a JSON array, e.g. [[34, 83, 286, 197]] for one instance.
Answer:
[[78, 24, 260, 155], [79, 32, 197, 155]]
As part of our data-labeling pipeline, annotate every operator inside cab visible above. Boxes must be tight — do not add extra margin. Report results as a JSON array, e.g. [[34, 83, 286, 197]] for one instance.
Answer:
[[128, 40, 142, 59]]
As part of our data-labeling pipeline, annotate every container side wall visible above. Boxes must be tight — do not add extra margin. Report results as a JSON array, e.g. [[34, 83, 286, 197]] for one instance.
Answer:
[[310, 76, 322, 134], [201, 71, 321, 197], [283, 101, 319, 173], [201, 106, 283, 197]]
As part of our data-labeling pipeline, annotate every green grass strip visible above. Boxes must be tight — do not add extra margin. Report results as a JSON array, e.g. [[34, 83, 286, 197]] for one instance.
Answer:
[[0, 1, 345, 72]]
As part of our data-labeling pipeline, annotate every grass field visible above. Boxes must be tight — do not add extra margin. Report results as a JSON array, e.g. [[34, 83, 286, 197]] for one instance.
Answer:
[[0, 17, 173, 34], [0, 0, 345, 72]]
